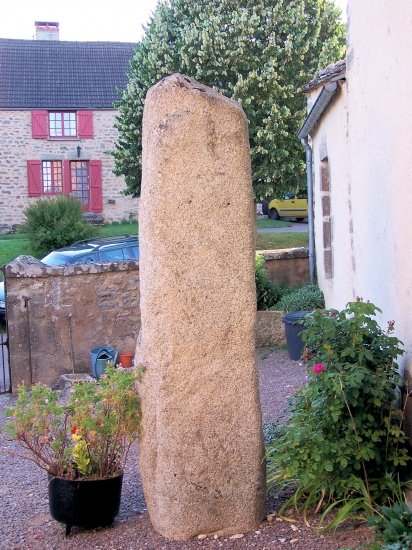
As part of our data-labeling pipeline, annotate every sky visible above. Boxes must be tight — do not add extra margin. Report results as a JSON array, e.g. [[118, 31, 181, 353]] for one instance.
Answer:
[[1, 0, 347, 43]]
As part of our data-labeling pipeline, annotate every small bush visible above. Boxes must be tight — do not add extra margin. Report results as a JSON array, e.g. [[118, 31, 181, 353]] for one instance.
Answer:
[[20, 195, 100, 257], [255, 254, 281, 310], [274, 283, 325, 312]]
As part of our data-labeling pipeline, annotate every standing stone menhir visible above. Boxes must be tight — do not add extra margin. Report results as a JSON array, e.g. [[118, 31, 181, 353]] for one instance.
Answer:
[[136, 73, 266, 539]]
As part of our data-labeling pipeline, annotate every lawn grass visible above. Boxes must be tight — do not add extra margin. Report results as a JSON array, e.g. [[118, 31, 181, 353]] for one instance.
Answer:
[[0, 239, 36, 281], [100, 222, 138, 237], [256, 218, 292, 229], [256, 232, 308, 250]]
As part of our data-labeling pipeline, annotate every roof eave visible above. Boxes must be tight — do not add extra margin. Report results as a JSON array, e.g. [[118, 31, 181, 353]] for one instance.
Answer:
[[297, 81, 339, 140]]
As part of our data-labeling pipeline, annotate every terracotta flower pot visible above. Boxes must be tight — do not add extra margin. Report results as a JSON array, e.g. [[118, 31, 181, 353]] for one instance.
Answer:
[[118, 353, 134, 368]]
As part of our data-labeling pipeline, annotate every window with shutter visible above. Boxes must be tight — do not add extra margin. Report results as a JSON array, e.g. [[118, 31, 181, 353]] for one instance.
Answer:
[[49, 112, 77, 137], [41, 161, 63, 194], [90, 160, 103, 213], [27, 161, 42, 196], [31, 111, 48, 139], [78, 111, 94, 138]]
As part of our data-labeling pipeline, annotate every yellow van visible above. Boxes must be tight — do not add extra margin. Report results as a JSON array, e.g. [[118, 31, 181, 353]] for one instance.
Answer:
[[268, 189, 308, 221]]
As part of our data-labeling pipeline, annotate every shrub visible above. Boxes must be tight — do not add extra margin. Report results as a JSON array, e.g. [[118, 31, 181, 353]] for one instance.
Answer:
[[274, 283, 325, 312], [20, 195, 100, 256], [266, 300, 410, 530], [367, 502, 412, 549], [255, 254, 281, 310]]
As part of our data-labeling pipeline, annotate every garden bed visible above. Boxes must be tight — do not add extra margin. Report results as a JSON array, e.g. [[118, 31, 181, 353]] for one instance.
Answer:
[[0, 348, 374, 549]]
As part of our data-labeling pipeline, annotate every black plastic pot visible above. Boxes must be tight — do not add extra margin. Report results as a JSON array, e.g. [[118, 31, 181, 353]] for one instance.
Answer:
[[282, 310, 313, 360], [48, 473, 123, 536]]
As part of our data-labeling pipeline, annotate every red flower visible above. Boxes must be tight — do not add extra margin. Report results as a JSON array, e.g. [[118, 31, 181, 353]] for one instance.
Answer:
[[312, 364, 325, 374], [71, 427, 77, 434], [17, 433, 24, 440]]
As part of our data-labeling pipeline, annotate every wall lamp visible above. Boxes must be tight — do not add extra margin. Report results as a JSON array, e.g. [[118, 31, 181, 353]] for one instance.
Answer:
[[76, 145, 81, 158]]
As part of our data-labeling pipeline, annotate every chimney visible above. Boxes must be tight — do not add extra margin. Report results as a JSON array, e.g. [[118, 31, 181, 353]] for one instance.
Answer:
[[35, 21, 59, 41]]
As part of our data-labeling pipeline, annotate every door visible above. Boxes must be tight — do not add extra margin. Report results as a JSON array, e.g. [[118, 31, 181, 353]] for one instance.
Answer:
[[70, 161, 90, 211]]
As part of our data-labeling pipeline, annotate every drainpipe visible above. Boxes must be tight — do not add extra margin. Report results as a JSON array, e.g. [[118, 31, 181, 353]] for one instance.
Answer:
[[300, 138, 315, 283], [297, 81, 339, 285]]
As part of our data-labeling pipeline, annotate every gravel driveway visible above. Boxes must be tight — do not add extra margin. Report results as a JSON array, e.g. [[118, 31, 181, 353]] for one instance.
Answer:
[[0, 348, 374, 549]]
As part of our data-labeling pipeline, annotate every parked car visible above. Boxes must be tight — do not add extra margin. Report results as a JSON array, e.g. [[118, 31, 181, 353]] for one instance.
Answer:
[[41, 235, 139, 265], [0, 235, 139, 321], [268, 190, 308, 221]]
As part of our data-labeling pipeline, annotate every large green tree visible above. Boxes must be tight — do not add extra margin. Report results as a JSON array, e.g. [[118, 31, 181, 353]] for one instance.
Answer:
[[114, 0, 344, 200]]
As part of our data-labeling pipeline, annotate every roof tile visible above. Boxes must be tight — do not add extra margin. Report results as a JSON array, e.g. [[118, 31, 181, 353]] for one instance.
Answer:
[[0, 38, 139, 109], [301, 59, 346, 93]]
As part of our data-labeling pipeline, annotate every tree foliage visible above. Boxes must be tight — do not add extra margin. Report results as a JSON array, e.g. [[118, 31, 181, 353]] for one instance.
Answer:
[[114, 0, 345, 200]]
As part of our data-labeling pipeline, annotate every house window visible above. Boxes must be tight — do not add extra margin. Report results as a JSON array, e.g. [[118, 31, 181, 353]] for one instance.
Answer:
[[42, 161, 63, 194], [49, 112, 77, 137], [31, 110, 94, 139]]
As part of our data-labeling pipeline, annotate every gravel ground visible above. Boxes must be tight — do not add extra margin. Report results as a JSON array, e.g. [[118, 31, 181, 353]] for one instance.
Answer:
[[0, 348, 375, 549]]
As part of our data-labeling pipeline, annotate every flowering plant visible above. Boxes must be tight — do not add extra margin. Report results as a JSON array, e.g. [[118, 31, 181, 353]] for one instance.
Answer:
[[2, 364, 145, 479], [266, 300, 411, 530]]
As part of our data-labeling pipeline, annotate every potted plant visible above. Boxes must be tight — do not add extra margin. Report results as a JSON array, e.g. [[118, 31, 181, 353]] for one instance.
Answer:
[[2, 363, 145, 536]]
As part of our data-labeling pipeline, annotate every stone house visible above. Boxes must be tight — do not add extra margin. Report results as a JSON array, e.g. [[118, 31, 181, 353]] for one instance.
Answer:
[[0, 22, 139, 229], [298, 0, 412, 380]]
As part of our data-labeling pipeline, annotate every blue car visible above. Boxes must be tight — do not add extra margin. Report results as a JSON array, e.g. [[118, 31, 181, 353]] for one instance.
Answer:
[[41, 235, 139, 265]]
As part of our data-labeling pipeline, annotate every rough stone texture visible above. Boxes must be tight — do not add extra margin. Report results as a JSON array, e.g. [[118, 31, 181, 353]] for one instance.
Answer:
[[258, 248, 310, 287], [4, 256, 140, 389], [256, 311, 286, 347], [136, 74, 266, 539]]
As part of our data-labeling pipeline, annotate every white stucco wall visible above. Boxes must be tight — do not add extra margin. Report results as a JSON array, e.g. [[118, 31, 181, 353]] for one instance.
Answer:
[[309, 83, 350, 310], [346, 0, 412, 352], [309, 0, 412, 375]]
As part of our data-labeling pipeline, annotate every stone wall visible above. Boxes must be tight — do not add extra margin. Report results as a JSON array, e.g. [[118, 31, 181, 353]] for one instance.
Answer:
[[4, 256, 140, 389], [258, 247, 310, 287], [3, 248, 307, 390], [0, 110, 138, 225]]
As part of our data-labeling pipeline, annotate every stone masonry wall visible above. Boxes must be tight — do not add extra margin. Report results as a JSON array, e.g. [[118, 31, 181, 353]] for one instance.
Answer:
[[258, 247, 310, 287], [4, 256, 140, 390], [0, 110, 138, 225]]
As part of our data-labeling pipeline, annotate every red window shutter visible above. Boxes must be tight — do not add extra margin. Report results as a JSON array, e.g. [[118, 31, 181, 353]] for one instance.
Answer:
[[63, 160, 71, 195], [31, 111, 48, 139], [78, 111, 94, 138], [27, 160, 41, 196], [90, 160, 103, 213]]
